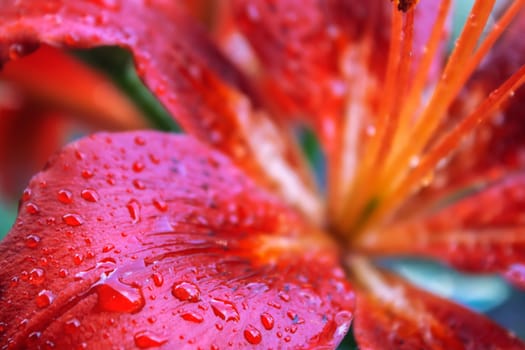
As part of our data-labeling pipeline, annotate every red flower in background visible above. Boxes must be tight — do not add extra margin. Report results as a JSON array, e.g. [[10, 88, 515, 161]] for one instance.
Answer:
[[1, 0, 525, 348]]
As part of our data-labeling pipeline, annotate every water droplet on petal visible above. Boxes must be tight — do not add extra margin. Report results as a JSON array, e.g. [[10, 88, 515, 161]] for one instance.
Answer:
[[81, 189, 99, 202], [133, 330, 167, 348], [29, 268, 45, 285], [180, 311, 204, 323], [152, 198, 168, 212], [81, 170, 94, 179], [24, 234, 41, 248], [95, 278, 145, 313], [133, 179, 146, 190], [210, 298, 240, 322], [26, 203, 40, 215], [57, 189, 73, 204], [63, 214, 84, 226], [172, 282, 200, 302], [127, 200, 141, 224], [22, 188, 32, 201], [36, 289, 55, 308], [64, 318, 81, 334], [151, 272, 164, 287], [278, 292, 290, 302], [73, 253, 84, 265], [244, 324, 262, 344], [134, 136, 146, 146], [260, 312, 274, 330], [132, 161, 145, 172]]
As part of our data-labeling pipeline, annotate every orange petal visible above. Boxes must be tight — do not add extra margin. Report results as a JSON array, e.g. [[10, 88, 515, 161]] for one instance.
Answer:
[[1, 45, 147, 130]]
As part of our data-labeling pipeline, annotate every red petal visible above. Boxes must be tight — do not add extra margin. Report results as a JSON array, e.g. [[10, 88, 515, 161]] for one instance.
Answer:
[[0, 104, 65, 197], [357, 173, 525, 288], [0, 1, 320, 218], [0, 131, 354, 348], [1, 45, 147, 130], [352, 263, 525, 350]]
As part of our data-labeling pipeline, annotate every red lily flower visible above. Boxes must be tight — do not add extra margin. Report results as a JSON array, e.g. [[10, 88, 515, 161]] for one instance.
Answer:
[[1, 0, 525, 349]]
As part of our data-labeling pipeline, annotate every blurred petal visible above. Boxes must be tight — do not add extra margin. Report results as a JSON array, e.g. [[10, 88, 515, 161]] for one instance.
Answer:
[[0, 131, 354, 349], [0, 0, 321, 220], [1, 45, 148, 130], [230, 0, 447, 143], [352, 261, 525, 350], [0, 102, 65, 197], [357, 173, 525, 288]]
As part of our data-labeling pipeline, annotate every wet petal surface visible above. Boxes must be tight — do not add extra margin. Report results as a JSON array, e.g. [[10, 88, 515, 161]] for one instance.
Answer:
[[0, 131, 354, 349]]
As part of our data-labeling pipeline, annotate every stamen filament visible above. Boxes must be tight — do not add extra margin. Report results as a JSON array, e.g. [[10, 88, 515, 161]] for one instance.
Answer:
[[377, 0, 496, 200], [371, 63, 525, 226], [390, 0, 452, 158], [334, 3, 406, 233]]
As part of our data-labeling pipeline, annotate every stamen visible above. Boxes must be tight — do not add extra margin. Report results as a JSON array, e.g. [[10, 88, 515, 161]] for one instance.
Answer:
[[391, 0, 452, 159], [362, 1, 525, 228], [334, 2, 405, 233], [376, 63, 525, 223], [375, 0, 495, 206]]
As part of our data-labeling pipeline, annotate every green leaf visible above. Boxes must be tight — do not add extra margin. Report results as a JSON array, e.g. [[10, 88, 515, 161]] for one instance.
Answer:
[[0, 199, 16, 240], [73, 47, 180, 132]]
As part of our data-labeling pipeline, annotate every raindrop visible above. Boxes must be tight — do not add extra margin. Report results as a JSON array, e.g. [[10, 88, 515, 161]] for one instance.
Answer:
[[260, 312, 274, 330], [81, 170, 94, 179], [180, 311, 204, 323], [24, 234, 41, 248], [409, 155, 420, 169], [127, 200, 141, 224], [134, 136, 146, 146], [152, 198, 168, 212], [102, 244, 115, 253], [57, 189, 73, 204], [151, 272, 164, 287], [73, 254, 84, 266], [64, 318, 81, 335], [95, 276, 145, 313], [210, 298, 240, 322], [29, 268, 45, 285], [63, 213, 84, 226], [133, 330, 167, 348], [244, 324, 262, 345], [75, 150, 86, 160], [132, 161, 145, 172], [25, 203, 40, 215], [133, 179, 146, 190], [35, 289, 55, 308], [22, 188, 32, 201], [366, 125, 376, 137], [172, 281, 200, 302], [278, 292, 291, 302], [81, 189, 99, 202]]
